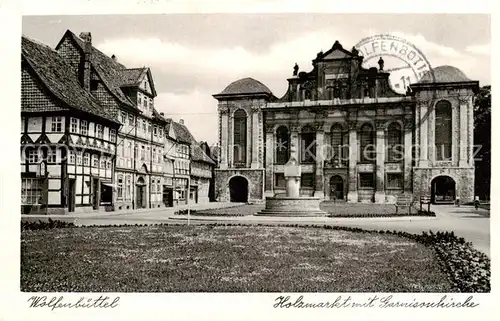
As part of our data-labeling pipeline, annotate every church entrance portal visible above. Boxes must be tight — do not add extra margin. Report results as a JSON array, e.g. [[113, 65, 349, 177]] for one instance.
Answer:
[[431, 176, 456, 204], [229, 176, 248, 203]]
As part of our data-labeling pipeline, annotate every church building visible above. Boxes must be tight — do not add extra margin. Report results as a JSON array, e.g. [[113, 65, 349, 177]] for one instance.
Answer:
[[213, 41, 478, 204]]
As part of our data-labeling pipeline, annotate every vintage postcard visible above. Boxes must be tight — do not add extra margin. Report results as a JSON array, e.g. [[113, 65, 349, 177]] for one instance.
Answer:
[[0, 1, 495, 320]]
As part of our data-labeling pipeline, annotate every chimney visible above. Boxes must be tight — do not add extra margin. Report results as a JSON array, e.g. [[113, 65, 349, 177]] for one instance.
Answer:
[[179, 119, 184, 125], [79, 32, 92, 91], [111, 54, 117, 62]]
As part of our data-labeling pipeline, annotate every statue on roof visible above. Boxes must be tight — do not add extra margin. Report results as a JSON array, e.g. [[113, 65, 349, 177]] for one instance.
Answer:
[[351, 46, 359, 56], [293, 63, 299, 76], [378, 57, 384, 71]]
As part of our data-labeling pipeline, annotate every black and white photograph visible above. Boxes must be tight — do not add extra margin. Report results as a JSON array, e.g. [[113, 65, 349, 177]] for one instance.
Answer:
[[0, 1, 495, 320]]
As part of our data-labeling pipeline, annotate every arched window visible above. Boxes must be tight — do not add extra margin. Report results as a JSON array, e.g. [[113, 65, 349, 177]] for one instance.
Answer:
[[233, 109, 247, 166], [435, 100, 452, 161], [300, 125, 316, 163], [330, 124, 348, 166], [275, 126, 290, 164], [387, 122, 402, 162], [359, 123, 375, 162]]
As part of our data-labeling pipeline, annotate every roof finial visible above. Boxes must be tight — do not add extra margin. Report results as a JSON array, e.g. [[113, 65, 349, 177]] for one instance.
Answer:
[[293, 63, 299, 76]]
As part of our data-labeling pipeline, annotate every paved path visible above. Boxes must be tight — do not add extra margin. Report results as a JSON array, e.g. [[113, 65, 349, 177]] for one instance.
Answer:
[[22, 203, 490, 257]]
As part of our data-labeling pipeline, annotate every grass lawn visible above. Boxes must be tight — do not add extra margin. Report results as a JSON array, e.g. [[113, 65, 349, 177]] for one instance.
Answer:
[[21, 225, 453, 292]]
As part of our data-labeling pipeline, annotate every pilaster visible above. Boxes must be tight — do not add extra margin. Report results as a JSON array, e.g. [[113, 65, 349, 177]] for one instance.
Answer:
[[403, 119, 413, 192], [219, 106, 229, 169], [459, 96, 469, 167], [419, 101, 429, 167], [251, 106, 260, 168], [264, 125, 274, 196], [347, 121, 358, 202], [374, 120, 385, 203], [314, 123, 325, 198]]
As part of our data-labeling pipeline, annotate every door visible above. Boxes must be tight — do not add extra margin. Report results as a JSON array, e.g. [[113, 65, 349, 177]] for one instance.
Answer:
[[68, 179, 76, 212], [329, 175, 344, 200], [92, 178, 99, 210], [136, 185, 145, 209]]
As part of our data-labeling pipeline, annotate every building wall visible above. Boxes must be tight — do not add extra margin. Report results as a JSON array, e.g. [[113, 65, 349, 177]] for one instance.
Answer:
[[215, 169, 264, 202]]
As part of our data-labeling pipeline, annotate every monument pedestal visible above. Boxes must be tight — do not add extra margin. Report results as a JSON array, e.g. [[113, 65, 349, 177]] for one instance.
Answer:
[[256, 157, 327, 217]]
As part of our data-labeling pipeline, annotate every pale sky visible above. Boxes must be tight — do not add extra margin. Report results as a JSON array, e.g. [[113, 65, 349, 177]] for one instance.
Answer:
[[22, 14, 490, 144]]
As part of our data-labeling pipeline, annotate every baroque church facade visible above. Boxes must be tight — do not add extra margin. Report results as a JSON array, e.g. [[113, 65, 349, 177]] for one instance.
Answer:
[[214, 41, 478, 204]]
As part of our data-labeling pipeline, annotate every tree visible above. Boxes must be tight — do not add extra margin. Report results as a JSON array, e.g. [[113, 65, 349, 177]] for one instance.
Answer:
[[474, 85, 491, 200]]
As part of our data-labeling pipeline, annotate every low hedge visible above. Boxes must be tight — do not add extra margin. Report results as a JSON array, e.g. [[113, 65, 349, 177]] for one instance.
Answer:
[[21, 219, 75, 231], [21, 220, 489, 292]]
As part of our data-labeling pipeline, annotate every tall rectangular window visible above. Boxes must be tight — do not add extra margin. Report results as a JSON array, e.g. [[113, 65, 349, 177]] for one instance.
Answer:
[[126, 176, 131, 200], [70, 118, 78, 133], [129, 114, 134, 126], [121, 111, 126, 124], [51, 116, 62, 132], [92, 155, 98, 167], [83, 153, 90, 165], [110, 129, 116, 143], [233, 109, 247, 166], [47, 149, 56, 163], [96, 124, 104, 139], [80, 120, 88, 135], [69, 151, 75, 164], [117, 176, 123, 199]]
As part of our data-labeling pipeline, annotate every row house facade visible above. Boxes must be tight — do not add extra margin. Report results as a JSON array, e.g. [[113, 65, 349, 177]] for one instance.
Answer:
[[21, 30, 215, 214], [55, 30, 167, 211], [214, 40, 478, 204]]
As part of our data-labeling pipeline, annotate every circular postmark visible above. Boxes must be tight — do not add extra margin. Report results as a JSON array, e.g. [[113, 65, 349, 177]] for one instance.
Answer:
[[351, 34, 436, 140], [355, 34, 433, 94]]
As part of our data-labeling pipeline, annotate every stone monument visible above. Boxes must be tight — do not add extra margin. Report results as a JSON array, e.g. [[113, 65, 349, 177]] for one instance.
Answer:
[[256, 156, 327, 217]]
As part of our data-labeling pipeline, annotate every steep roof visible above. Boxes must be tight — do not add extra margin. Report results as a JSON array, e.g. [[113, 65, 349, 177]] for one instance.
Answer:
[[418, 65, 471, 83], [21, 36, 118, 123], [62, 30, 136, 108], [120, 68, 148, 87], [58, 30, 157, 107], [215, 77, 273, 97], [166, 119, 215, 165]]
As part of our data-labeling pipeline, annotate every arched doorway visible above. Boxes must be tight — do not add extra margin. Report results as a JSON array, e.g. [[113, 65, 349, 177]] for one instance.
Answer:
[[229, 176, 248, 203], [329, 175, 344, 200], [136, 176, 146, 209], [431, 176, 456, 204]]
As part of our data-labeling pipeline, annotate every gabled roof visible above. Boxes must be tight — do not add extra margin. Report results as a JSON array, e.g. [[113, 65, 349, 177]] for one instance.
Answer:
[[57, 30, 136, 109], [120, 68, 147, 87], [314, 40, 359, 62], [21, 36, 118, 124], [56, 30, 158, 107]]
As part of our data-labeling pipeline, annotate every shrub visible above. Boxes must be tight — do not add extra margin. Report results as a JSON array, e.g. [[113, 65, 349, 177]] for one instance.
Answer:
[[21, 218, 75, 231]]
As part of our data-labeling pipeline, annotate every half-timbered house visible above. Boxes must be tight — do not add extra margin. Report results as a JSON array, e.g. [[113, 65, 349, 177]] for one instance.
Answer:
[[21, 36, 120, 214]]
